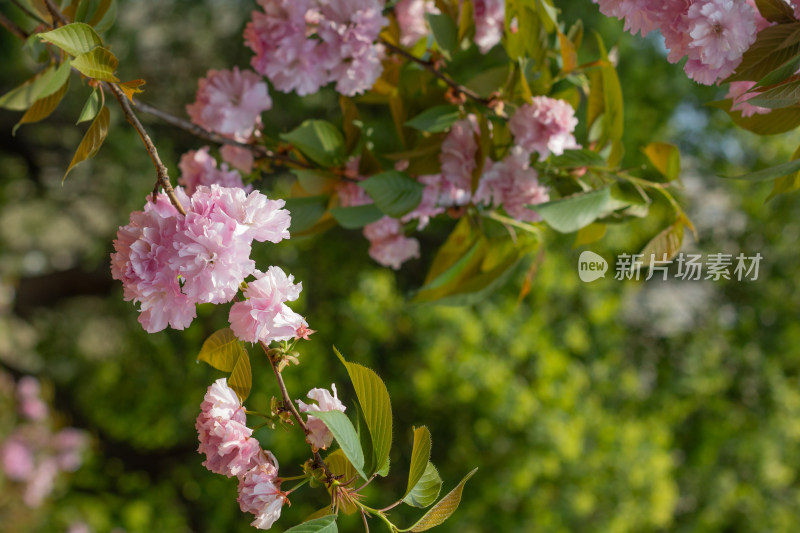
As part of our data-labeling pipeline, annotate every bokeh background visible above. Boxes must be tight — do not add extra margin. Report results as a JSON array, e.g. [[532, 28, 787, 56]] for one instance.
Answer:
[[2, 1, 800, 531]]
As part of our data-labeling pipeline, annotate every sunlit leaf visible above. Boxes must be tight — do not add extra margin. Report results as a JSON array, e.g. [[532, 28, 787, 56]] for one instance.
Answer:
[[13, 79, 69, 135], [573, 222, 607, 248], [405, 106, 461, 133], [281, 120, 345, 167], [38, 22, 103, 57], [64, 105, 110, 181], [535, 187, 628, 233], [76, 88, 101, 124], [72, 47, 119, 82], [284, 515, 338, 533], [118, 79, 145, 103], [404, 462, 442, 508], [196, 328, 252, 402], [708, 98, 800, 135], [768, 143, 800, 200], [334, 348, 392, 478], [0, 61, 72, 111], [642, 142, 680, 181], [312, 410, 367, 480], [426, 13, 457, 59], [548, 149, 606, 169], [639, 220, 684, 267], [405, 427, 432, 498], [407, 468, 478, 531]]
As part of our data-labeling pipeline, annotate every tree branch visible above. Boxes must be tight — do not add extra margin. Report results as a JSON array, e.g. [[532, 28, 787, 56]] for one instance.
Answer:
[[134, 101, 315, 170], [10, 0, 47, 26], [0, 11, 29, 40], [42, 0, 67, 25], [106, 82, 186, 215], [260, 340, 335, 480], [380, 38, 490, 106]]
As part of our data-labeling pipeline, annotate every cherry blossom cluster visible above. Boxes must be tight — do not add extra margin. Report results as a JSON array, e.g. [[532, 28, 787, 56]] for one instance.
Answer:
[[337, 96, 576, 270], [0, 375, 88, 508], [196, 378, 286, 529], [244, 0, 388, 96], [593, 0, 765, 85], [196, 379, 344, 529], [178, 147, 252, 195], [111, 185, 292, 333]]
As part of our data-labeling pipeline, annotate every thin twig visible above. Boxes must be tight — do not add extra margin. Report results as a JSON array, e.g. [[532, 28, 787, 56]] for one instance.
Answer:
[[378, 499, 403, 513], [0, 11, 29, 39], [42, 0, 67, 25], [134, 101, 315, 170], [260, 340, 335, 480], [106, 82, 187, 215], [380, 38, 490, 105], [10, 0, 47, 26], [361, 509, 370, 533]]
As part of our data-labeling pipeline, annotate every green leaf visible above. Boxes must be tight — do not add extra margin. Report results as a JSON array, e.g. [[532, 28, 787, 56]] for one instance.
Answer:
[[407, 468, 478, 531], [754, 52, 800, 88], [405, 427, 432, 499], [38, 22, 103, 57], [292, 169, 338, 195], [639, 220, 684, 267], [377, 456, 390, 477], [13, 79, 69, 135], [329, 204, 383, 229], [281, 120, 345, 167], [76, 0, 116, 30], [64, 105, 110, 181], [642, 142, 680, 181], [76, 88, 101, 124], [311, 410, 367, 480], [405, 106, 461, 133], [71, 47, 119, 81], [0, 61, 72, 111], [722, 158, 800, 181], [359, 171, 424, 218], [196, 328, 252, 402], [285, 196, 328, 233], [595, 33, 623, 142], [746, 79, 800, 109], [755, 0, 796, 24], [426, 13, 458, 59], [334, 348, 392, 478], [284, 515, 338, 533], [534, 187, 627, 233], [325, 449, 358, 514], [768, 143, 800, 200], [573, 222, 607, 248], [92, 0, 118, 33], [548, 149, 606, 168], [708, 98, 800, 135], [728, 23, 800, 82], [404, 462, 442, 508]]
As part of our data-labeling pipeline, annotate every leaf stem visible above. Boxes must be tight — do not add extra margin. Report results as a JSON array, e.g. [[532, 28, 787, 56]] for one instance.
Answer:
[[0, 11, 29, 39]]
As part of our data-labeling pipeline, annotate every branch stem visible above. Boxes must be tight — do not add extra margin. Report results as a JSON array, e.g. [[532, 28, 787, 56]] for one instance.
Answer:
[[380, 38, 489, 106], [0, 11, 28, 39]]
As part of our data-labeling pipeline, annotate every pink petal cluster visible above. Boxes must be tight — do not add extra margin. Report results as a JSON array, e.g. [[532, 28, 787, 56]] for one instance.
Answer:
[[593, 0, 759, 85], [244, 0, 388, 96], [402, 174, 445, 230], [111, 186, 291, 333], [221, 145, 256, 174], [228, 266, 307, 344], [178, 147, 251, 196], [510, 97, 579, 160], [472, 0, 505, 53], [196, 378, 262, 478], [187, 67, 271, 141], [363, 217, 421, 270], [475, 147, 549, 222], [439, 118, 479, 206], [297, 384, 347, 451], [727, 80, 771, 117], [1, 375, 88, 508], [395, 0, 439, 47], [238, 460, 287, 530]]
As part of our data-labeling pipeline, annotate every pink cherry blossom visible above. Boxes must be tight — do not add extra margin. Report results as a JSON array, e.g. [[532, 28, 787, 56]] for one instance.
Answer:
[[187, 67, 271, 141], [238, 459, 287, 530], [53, 428, 88, 472], [684, 0, 757, 85], [23, 458, 58, 508], [196, 379, 262, 478], [1, 435, 35, 481], [395, 0, 439, 47], [473, 0, 505, 53], [510, 97, 579, 159], [178, 147, 251, 196], [221, 144, 256, 174], [727, 81, 771, 117], [16, 376, 48, 421], [229, 267, 307, 344], [475, 147, 549, 222], [401, 174, 445, 230], [439, 119, 478, 206], [296, 384, 346, 451], [363, 217, 421, 270]]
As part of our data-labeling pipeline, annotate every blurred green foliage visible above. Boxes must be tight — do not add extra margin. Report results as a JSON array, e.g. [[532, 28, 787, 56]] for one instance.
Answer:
[[2, 1, 800, 532]]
